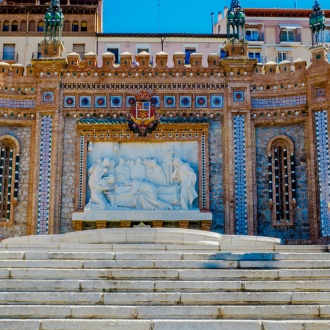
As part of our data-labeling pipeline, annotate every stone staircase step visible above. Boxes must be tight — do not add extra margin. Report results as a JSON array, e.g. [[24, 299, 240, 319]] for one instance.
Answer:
[[2, 291, 330, 305], [1, 279, 329, 292], [2, 319, 330, 330], [0, 304, 327, 320], [239, 260, 330, 269]]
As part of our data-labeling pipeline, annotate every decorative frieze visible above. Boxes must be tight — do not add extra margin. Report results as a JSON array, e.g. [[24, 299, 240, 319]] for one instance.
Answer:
[[37, 116, 53, 235], [251, 95, 306, 109], [315, 111, 330, 237], [233, 115, 247, 235], [0, 98, 36, 109]]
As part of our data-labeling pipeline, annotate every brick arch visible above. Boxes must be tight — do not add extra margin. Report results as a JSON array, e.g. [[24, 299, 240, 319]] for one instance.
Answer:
[[0, 134, 21, 154]]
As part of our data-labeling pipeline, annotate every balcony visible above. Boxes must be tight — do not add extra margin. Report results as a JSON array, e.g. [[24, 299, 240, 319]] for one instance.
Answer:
[[279, 33, 301, 43], [0, 52, 18, 62], [275, 56, 293, 63], [246, 33, 264, 42], [32, 52, 42, 59]]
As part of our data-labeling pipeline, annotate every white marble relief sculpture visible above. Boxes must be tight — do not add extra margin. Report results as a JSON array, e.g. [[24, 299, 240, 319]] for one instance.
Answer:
[[85, 152, 199, 211]]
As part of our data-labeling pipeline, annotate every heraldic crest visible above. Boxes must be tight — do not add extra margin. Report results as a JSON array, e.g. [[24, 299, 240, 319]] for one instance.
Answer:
[[128, 91, 159, 137]]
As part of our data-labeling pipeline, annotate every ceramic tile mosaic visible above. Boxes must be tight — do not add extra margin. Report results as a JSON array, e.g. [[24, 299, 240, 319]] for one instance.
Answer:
[[251, 94, 306, 109], [79, 96, 91, 108], [63, 95, 76, 108], [317, 88, 325, 97], [0, 98, 36, 109], [210, 94, 224, 108], [195, 96, 207, 108], [201, 133, 206, 208], [233, 91, 244, 102], [94, 96, 107, 108], [43, 92, 54, 103], [126, 96, 136, 108], [179, 96, 192, 108], [78, 135, 84, 209], [151, 95, 160, 108], [234, 115, 248, 235], [164, 96, 176, 108], [37, 116, 52, 235], [315, 111, 330, 237], [110, 96, 122, 108]]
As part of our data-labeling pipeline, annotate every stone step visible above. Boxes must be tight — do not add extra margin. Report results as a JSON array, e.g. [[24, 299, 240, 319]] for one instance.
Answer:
[[0, 304, 329, 320], [1, 279, 330, 292], [0, 251, 328, 261], [0, 242, 328, 253], [0, 291, 330, 305], [0, 259, 329, 269], [3, 268, 330, 280], [1, 319, 330, 330]]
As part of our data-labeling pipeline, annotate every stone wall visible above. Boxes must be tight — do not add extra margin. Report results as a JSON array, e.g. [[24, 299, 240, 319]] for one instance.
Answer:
[[255, 123, 309, 240], [59, 117, 78, 233], [0, 126, 31, 240], [208, 117, 225, 232]]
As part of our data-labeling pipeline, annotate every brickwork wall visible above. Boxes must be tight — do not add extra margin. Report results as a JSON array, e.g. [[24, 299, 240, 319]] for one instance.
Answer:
[[208, 118, 225, 232], [255, 123, 309, 240], [59, 117, 77, 233], [0, 126, 31, 240]]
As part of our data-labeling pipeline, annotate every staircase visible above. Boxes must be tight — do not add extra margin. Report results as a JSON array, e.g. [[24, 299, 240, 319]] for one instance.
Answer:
[[0, 228, 329, 330]]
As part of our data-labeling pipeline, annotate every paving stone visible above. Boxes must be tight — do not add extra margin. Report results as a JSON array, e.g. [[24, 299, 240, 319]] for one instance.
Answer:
[[320, 305, 330, 317], [80, 280, 154, 291], [239, 260, 330, 269], [70, 306, 137, 319], [115, 252, 182, 260], [278, 269, 330, 279], [25, 252, 116, 260], [292, 292, 330, 303], [84, 260, 154, 268], [137, 306, 219, 318]]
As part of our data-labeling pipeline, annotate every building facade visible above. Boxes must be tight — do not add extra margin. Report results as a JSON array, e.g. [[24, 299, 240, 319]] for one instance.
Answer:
[[0, 1, 329, 244], [214, 6, 330, 64]]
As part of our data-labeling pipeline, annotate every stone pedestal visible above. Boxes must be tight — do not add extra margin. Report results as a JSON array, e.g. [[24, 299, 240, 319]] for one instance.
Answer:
[[178, 221, 189, 229], [152, 220, 164, 228], [40, 40, 64, 58], [96, 221, 107, 229], [72, 221, 83, 231]]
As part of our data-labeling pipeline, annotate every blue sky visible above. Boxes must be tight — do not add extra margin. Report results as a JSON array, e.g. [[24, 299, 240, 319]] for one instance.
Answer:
[[104, 0, 319, 33]]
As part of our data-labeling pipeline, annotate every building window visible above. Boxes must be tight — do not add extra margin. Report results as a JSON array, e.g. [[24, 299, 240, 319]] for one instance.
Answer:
[[280, 29, 300, 42], [267, 136, 296, 226], [184, 47, 196, 64], [63, 21, 70, 32], [37, 21, 44, 32], [3, 44, 15, 61], [246, 29, 259, 41], [81, 21, 87, 32], [73, 44, 85, 60], [29, 20, 35, 32], [248, 51, 261, 62], [20, 21, 27, 32], [11, 21, 18, 32], [107, 48, 119, 64], [276, 52, 288, 63], [325, 29, 330, 43], [0, 135, 20, 225], [3, 21, 9, 32], [72, 21, 79, 32]]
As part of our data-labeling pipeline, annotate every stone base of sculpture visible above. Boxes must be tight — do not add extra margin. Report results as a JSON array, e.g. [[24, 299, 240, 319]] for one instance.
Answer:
[[72, 210, 212, 222]]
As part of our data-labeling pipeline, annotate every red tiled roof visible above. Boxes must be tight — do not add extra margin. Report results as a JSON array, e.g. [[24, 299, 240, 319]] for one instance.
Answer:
[[244, 8, 330, 18]]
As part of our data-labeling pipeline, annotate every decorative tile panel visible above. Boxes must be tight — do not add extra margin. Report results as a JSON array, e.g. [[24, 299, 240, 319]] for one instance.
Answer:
[[126, 96, 136, 108], [252, 95, 306, 109], [201, 133, 206, 208], [79, 96, 91, 108], [0, 98, 36, 109], [317, 88, 325, 97], [78, 135, 84, 209], [234, 115, 248, 235], [110, 96, 122, 108], [210, 94, 224, 108], [164, 96, 176, 108], [94, 96, 106, 108], [195, 96, 207, 108], [151, 95, 160, 108], [315, 111, 330, 237], [43, 92, 54, 103], [37, 116, 52, 235], [179, 96, 192, 108], [63, 95, 76, 108], [233, 91, 244, 102]]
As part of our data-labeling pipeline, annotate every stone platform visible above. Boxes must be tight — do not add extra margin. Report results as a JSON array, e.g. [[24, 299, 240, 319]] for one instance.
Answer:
[[0, 229, 329, 330], [72, 210, 213, 231]]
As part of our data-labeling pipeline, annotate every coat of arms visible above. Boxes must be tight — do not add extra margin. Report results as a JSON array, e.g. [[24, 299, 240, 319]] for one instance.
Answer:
[[128, 91, 159, 137]]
